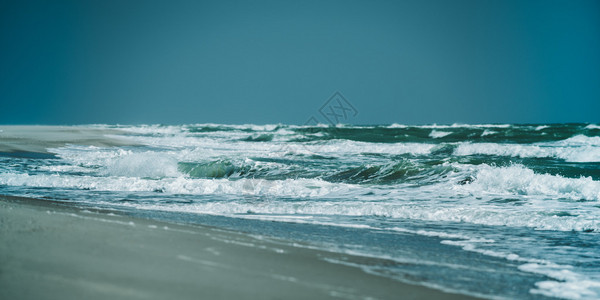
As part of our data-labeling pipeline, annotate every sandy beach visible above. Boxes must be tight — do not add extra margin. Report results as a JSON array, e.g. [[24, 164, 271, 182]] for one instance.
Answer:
[[0, 195, 477, 300], [0, 126, 136, 154], [2, 0, 599, 297]]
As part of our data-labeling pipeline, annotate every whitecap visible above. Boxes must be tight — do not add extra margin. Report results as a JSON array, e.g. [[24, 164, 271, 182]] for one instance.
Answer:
[[463, 164, 600, 201], [429, 130, 452, 138], [481, 129, 497, 136], [387, 123, 407, 128], [454, 139, 600, 162]]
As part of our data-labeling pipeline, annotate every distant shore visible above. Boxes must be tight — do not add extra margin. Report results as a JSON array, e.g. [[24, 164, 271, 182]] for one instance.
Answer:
[[0, 125, 136, 154], [0, 195, 477, 300]]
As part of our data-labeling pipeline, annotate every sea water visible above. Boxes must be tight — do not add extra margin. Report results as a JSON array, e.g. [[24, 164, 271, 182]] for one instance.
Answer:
[[1, 123, 599, 299]]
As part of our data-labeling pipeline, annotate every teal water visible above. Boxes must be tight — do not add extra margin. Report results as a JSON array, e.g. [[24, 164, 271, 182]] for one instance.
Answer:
[[1, 123, 599, 299]]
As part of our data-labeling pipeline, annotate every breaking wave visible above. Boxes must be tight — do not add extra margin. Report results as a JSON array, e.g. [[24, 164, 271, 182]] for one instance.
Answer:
[[463, 164, 600, 201], [454, 135, 600, 162], [2, 123, 600, 300]]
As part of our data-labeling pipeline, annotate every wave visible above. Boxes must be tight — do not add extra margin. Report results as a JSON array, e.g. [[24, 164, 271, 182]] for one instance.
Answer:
[[45, 141, 600, 190], [47, 144, 443, 184], [4, 123, 600, 300], [176, 160, 286, 179], [324, 160, 455, 184], [2, 166, 599, 231], [104, 153, 180, 178], [138, 156, 454, 185], [454, 136, 600, 162], [289, 125, 594, 144], [553, 135, 600, 146], [429, 130, 452, 138], [54, 134, 600, 165], [0, 173, 353, 198], [480, 129, 497, 137], [178, 161, 251, 178], [241, 134, 274, 142], [109, 196, 600, 232], [186, 123, 283, 133], [386, 123, 512, 129], [462, 164, 600, 201], [301, 141, 436, 156], [80, 124, 600, 148]]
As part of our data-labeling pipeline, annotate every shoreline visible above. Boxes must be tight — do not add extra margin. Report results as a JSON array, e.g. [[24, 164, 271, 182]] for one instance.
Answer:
[[0, 125, 137, 154], [0, 195, 479, 300]]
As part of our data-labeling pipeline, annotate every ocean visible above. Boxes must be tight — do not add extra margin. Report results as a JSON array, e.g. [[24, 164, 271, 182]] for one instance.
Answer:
[[1, 123, 599, 299]]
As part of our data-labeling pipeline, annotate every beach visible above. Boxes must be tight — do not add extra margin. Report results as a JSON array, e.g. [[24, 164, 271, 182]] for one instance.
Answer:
[[0, 195, 475, 300], [1, 124, 599, 299], [2, 0, 599, 297]]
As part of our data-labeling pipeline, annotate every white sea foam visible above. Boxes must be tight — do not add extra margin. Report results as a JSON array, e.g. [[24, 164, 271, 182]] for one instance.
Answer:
[[57, 136, 436, 164], [303, 140, 435, 156], [519, 263, 600, 299], [7, 138, 600, 232], [385, 123, 512, 129], [481, 129, 497, 136], [418, 123, 512, 129], [103, 153, 179, 178], [455, 138, 600, 162], [463, 164, 600, 201], [428, 231, 599, 300], [437, 233, 600, 300], [391, 227, 474, 240], [117, 124, 186, 135], [0, 173, 353, 198], [54, 127, 600, 164], [553, 135, 600, 147], [2, 162, 600, 232], [387, 123, 407, 128], [440, 240, 525, 260], [429, 130, 452, 138], [190, 123, 283, 132], [4, 124, 599, 300], [106, 197, 600, 232], [50, 144, 249, 174], [535, 125, 549, 131], [38, 165, 94, 174]]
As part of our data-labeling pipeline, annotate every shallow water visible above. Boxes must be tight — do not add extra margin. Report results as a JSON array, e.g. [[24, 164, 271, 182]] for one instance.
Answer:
[[1, 123, 599, 299]]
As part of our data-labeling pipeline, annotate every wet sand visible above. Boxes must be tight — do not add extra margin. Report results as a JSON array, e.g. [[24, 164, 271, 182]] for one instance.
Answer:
[[0, 195, 478, 300]]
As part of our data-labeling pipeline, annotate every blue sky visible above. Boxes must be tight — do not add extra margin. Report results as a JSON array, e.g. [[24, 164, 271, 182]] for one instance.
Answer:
[[1, 0, 599, 125]]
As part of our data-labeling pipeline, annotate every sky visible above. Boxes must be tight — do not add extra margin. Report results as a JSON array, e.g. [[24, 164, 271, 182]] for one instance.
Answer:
[[1, 0, 599, 125]]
